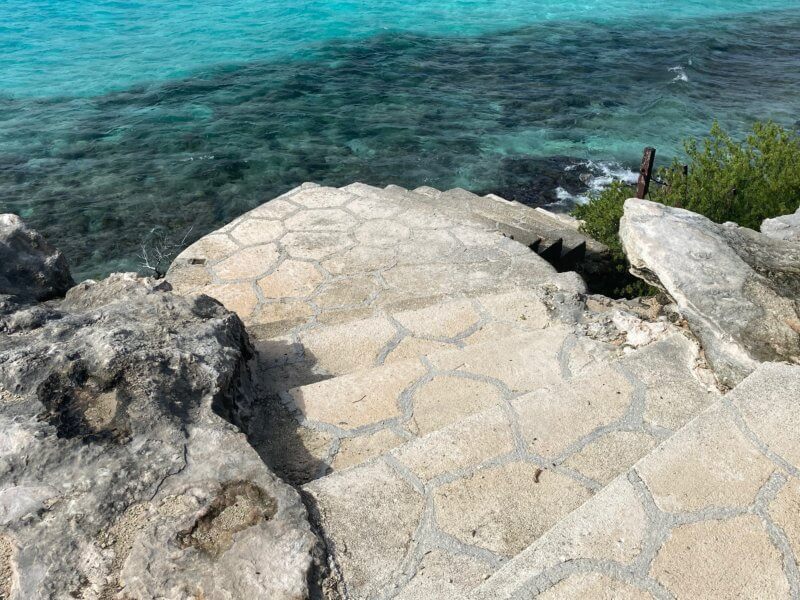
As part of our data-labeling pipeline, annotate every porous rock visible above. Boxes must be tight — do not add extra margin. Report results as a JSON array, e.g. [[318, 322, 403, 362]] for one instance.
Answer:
[[620, 198, 800, 386], [0, 274, 320, 599], [761, 206, 800, 242], [0, 214, 74, 301]]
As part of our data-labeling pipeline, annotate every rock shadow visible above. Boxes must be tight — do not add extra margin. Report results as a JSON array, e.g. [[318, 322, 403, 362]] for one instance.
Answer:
[[243, 338, 336, 489]]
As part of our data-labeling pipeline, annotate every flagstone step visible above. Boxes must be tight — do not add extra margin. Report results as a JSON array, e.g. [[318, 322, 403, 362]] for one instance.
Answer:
[[408, 185, 607, 267], [167, 183, 560, 343], [470, 361, 800, 600], [257, 284, 585, 394], [302, 331, 720, 599]]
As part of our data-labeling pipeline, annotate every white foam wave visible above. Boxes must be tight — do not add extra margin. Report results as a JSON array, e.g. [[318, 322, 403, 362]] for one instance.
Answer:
[[669, 65, 689, 82], [547, 160, 638, 211]]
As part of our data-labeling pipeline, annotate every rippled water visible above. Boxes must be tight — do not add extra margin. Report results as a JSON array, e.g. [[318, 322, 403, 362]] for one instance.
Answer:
[[1, 2, 800, 278]]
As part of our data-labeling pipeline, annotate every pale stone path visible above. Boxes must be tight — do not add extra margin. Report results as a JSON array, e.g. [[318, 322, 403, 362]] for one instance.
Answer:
[[472, 362, 800, 600], [167, 184, 797, 599]]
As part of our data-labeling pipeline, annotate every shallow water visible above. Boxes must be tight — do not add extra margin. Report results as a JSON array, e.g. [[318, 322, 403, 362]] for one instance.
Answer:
[[1, 3, 800, 278]]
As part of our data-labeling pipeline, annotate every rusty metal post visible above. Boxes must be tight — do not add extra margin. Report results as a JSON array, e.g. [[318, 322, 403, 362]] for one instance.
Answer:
[[635, 147, 656, 199]]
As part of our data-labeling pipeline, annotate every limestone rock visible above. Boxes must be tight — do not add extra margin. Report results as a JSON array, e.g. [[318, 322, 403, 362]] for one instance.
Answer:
[[761, 206, 800, 242], [0, 214, 74, 301], [620, 198, 800, 386], [0, 275, 319, 599]]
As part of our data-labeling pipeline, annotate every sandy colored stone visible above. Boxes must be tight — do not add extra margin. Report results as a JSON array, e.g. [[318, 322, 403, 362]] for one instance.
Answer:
[[539, 573, 652, 600], [331, 430, 407, 471], [247, 197, 299, 219], [565, 336, 617, 378], [229, 218, 284, 245], [257, 260, 324, 299], [462, 321, 528, 347], [304, 460, 425, 599], [563, 431, 658, 484], [449, 225, 503, 248], [180, 233, 239, 262], [433, 461, 592, 556], [281, 231, 353, 260], [290, 187, 355, 208], [321, 245, 396, 275], [354, 219, 412, 247], [620, 335, 718, 431], [637, 406, 775, 512], [288, 360, 427, 431], [313, 276, 380, 309], [212, 243, 280, 280], [394, 299, 480, 339], [249, 300, 314, 336], [383, 262, 509, 298], [395, 229, 458, 264], [285, 208, 357, 232], [472, 478, 648, 599], [650, 516, 790, 598], [394, 207, 455, 231], [314, 305, 375, 326], [429, 329, 568, 393], [383, 337, 455, 365], [0, 534, 14, 600], [513, 364, 632, 459], [409, 374, 504, 436], [345, 195, 402, 219], [394, 549, 493, 600], [393, 406, 514, 482], [731, 362, 800, 470], [768, 479, 800, 561], [477, 291, 551, 329], [300, 317, 397, 375], [199, 283, 258, 318], [165, 264, 212, 294]]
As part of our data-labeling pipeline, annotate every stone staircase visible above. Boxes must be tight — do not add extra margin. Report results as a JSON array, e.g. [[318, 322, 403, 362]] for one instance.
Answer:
[[166, 183, 800, 599]]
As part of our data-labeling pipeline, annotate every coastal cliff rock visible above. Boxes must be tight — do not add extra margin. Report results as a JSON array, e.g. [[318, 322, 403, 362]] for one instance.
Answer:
[[0, 221, 320, 599], [620, 198, 800, 386], [762, 206, 800, 242], [0, 213, 74, 302]]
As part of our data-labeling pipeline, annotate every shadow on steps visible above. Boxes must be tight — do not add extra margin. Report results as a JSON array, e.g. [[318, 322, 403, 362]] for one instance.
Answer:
[[244, 339, 335, 488]]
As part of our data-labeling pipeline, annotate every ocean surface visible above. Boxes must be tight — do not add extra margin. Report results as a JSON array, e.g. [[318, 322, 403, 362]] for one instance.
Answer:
[[2, 1, 800, 278]]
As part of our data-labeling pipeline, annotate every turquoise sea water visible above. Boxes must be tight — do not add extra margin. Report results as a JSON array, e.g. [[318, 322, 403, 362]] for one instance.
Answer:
[[2, 1, 800, 278]]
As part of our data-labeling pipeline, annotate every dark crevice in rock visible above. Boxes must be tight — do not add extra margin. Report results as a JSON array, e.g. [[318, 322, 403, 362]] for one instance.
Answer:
[[36, 366, 130, 443]]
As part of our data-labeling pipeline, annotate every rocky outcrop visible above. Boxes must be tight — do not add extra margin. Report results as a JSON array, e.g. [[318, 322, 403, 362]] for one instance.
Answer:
[[620, 198, 800, 387], [0, 214, 73, 302], [0, 253, 320, 597], [762, 206, 800, 242]]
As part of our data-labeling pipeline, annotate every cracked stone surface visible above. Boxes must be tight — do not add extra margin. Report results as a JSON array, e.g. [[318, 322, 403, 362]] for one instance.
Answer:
[[620, 198, 800, 387], [472, 362, 800, 600], [168, 183, 561, 338], [166, 184, 782, 600], [301, 321, 718, 598], [0, 274, 320, 600]]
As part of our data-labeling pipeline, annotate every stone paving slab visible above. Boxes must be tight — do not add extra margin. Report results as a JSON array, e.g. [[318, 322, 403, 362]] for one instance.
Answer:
[[260, 284, 584, 393], [167, 183, 560, 343], [289, 329, 715, 481], [410, 185, 606, 255], [472, 362, 800, 600], [302, 332, 719, 599]]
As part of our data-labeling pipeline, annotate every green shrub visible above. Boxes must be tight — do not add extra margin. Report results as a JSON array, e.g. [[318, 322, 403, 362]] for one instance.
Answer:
[[573, 121, 800, 297]]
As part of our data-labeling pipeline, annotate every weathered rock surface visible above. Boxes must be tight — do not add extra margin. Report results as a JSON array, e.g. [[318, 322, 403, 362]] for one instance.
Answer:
[[0, 271, 320, 599], [0, 213, 74, 302], [620, 198, 800, 386], [762, 206, 800, 242]]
